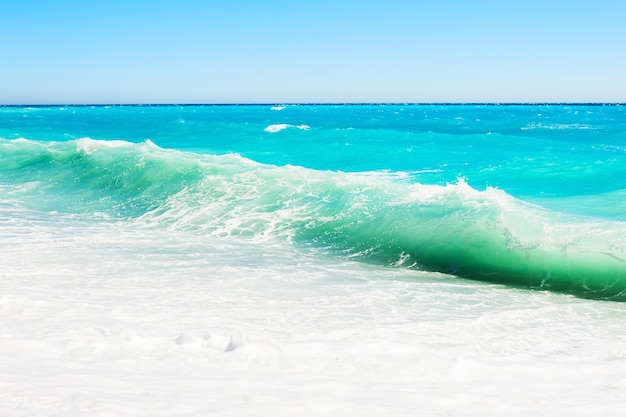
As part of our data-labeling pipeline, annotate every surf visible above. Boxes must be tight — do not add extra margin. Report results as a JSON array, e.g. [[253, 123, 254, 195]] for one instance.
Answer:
[[3, 137, 626, 300]]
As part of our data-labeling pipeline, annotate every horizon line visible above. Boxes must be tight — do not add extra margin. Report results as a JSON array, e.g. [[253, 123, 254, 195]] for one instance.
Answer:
[[1, 102, 625, 107]]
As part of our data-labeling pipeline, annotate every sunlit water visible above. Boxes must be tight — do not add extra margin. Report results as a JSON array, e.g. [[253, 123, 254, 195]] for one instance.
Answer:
[[2, 104, 626, 415]]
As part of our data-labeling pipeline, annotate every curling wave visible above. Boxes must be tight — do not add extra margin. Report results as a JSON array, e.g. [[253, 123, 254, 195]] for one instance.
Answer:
[[2, 138, 626, 300]]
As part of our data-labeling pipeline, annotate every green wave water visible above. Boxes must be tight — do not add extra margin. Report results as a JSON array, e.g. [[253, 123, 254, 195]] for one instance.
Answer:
[[3, 136, 626, 300]]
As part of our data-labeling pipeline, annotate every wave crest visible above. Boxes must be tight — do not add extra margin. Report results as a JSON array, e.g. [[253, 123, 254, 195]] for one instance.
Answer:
[[3, 138, 626, 300]]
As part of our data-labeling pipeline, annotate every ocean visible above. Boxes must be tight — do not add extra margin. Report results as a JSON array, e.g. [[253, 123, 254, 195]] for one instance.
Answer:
[[2, 104, 626, 415]]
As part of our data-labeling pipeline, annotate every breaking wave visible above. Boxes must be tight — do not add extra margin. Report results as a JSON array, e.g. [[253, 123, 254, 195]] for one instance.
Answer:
[[2, 137, 626, 300]]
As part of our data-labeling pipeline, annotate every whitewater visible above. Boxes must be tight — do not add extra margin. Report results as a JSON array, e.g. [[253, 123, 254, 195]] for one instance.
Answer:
[[2, 104, 626, 416]]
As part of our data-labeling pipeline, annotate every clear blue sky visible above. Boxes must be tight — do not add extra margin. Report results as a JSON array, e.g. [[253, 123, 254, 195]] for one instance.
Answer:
[[1, 0, 624, 104]]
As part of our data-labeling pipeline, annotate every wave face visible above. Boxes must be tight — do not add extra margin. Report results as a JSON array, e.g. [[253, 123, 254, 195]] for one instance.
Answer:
[[3, 128, 626, 300]]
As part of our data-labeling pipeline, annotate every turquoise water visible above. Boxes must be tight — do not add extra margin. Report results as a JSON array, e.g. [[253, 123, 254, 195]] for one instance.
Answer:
[[2, 104, 626, 300]]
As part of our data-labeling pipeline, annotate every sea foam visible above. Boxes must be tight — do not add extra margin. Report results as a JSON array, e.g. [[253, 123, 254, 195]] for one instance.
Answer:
[[264, 124, 310, 133], [3, 105, 626, 416]]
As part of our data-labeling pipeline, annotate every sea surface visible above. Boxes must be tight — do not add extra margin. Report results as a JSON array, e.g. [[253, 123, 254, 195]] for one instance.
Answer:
[[2, 104, 626, 415]]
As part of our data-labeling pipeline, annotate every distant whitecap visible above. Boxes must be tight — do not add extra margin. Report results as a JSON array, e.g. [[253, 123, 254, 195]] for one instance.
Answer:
[[264, 123, 310, 133], [264, 123, 289, 133]]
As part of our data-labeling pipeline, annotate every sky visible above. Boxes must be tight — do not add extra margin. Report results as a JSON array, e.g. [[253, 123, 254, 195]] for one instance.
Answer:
[[1, 0, 625, 104]]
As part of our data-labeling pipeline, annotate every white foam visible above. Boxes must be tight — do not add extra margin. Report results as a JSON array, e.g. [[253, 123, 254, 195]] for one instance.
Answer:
[[75, 137, 134, 154], [264, 124, 310, 133], [521, 122, 594, 130], [3, 203, 626, 416], [264, 123, 289, 133], [270, 106, 286, 111]]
